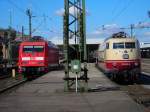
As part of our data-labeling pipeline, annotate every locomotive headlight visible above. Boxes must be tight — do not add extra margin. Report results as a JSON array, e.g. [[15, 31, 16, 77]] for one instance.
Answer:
[[35, 57, 44, 60], [22, 57, 30, 61]]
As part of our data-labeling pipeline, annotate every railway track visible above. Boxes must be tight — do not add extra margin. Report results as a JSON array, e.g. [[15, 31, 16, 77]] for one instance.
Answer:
[[96, 62, 150, 111], [0, 75, 11, 79], [0, 70, 27, 93], [120, 84, 150, 105], [118, 73, 150, 111], [96, 64, 150, 112], [0, 76, 27, 94], [0, 72, 46, 94], [120, 84, 150, 112], [0, 80, 26, 93]]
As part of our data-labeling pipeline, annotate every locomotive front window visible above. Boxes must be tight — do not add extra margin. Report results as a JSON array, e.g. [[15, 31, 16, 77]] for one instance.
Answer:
[[23, 46, 33, 52], [113, 43, 124, 49], [34, 46, 44, 52], [106, 43, 109, 49], [125, 42, 135, 48], [23, 46, 44, 52]]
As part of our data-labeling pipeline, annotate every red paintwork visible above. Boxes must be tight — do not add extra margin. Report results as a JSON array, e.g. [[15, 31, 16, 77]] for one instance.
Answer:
[[18, 41, 59, 73], [98, 59, 141, 73]]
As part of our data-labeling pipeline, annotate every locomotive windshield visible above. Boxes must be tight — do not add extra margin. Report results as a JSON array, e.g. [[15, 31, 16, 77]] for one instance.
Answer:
[[113, 43, 124, 49], [113, 42, 135, 49], [34, 46, 44, 52], [23, 45, 44, 52], [125, 42, 135, 48]]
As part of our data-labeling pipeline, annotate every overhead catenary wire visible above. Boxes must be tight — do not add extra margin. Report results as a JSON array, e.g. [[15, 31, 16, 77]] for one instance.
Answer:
[[134, 21, 150, 38], [27, 0, 44, 17], [6, 0, 49, 35], [32, 19, 45, 34], [111, 0, 135, 22], [6, 0, 26, 15], [111, 0, 122, 17], [32, 15, 59, 34], [26, 1, 61, 37]]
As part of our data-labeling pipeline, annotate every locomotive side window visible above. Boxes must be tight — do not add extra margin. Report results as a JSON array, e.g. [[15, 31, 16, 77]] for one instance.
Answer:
[[125, 42, 135, 48], [106, 43, 109, 49], [34, 46, 44, 52], [113, 43, 124, 49], [23, 46, 33, 52]]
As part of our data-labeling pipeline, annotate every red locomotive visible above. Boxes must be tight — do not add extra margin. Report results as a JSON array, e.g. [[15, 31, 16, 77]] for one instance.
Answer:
[[18, 36, 59, 76]]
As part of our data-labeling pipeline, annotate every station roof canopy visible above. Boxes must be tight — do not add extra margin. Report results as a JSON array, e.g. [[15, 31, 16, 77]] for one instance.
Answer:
[[50, 38, 150, 49], [140, 42, 150, 48], [51, 38, 103, 45]]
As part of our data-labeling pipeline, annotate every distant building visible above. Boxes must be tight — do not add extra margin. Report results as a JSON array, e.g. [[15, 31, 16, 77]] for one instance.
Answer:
[[0, 28, 16, 61], [140, 42, 150, 58]]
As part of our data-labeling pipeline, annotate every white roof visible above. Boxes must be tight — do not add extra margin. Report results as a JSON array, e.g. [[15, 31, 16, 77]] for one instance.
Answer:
[[50, 38, 103, 45], [50, 38, 150, 49], [140, 42, 150, 48]]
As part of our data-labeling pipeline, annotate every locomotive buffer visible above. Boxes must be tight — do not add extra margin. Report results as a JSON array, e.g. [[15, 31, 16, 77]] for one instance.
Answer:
[[63, 0, 89, 92]]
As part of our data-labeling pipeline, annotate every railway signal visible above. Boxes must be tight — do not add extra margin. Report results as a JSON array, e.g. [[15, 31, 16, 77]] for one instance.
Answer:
[[63, 0, 88, 92]]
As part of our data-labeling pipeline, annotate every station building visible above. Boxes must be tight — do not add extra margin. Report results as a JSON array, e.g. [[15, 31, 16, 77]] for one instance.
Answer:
[[140, 43, 150, 58]]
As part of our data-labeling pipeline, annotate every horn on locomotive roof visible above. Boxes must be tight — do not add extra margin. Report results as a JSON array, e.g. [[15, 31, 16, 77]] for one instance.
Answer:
[[112, 32, 127, 38]]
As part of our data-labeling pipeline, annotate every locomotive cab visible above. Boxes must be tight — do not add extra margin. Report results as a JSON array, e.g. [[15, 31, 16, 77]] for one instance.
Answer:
[[97, 32, 141, 82], [22, 45, 45, 64], [18, 42, 48, 74], [105, 39, 141, 72]]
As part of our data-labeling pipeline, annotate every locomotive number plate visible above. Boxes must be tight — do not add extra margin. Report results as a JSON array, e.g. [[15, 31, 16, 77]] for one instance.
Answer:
[[123, 54, 129, 59]]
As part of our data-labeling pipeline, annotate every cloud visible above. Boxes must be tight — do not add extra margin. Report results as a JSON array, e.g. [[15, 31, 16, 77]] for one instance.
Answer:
[[55, 6, 90, 16], [103, 24, 119, 29], [91, 30, 104, 35], [91, 24, 123, 37], [49, 35, 103, 45], [144, 32, 150, 36], [55, 8, 64, 16], [135, 22, 150, 28]]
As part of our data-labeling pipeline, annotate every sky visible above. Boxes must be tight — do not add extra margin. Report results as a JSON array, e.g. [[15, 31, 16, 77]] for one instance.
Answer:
[[0, 0, 150, 43]]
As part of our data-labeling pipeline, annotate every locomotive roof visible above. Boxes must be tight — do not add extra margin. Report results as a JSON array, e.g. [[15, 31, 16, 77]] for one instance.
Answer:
[[48, 41, 58, 49], [20, 36, 58, 48], [20, 41, 58, 49], [104, 32, 137, 42], [105, 37, 137, 43]]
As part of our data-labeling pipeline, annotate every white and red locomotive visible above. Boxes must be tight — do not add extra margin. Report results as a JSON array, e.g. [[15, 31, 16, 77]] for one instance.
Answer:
[[18, 37, 59, 76], [96, 32, 141, 82]]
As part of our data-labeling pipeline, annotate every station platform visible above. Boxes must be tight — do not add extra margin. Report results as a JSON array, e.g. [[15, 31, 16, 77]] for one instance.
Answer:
[[0, 64, 144, 112]]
